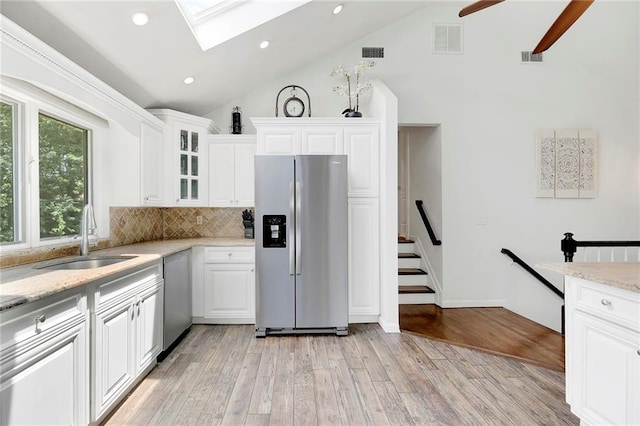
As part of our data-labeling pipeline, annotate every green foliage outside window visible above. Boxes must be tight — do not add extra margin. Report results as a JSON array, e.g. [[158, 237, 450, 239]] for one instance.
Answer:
[[39, 113, 87, 239], [0, 101, 15, 243]]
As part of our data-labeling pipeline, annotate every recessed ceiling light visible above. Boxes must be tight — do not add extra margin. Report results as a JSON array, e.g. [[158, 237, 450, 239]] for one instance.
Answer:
[[132, 12, 149, 26], [260, 40, 270, 49], [183, 77, 195, 85], [333, 4, 343, 15]]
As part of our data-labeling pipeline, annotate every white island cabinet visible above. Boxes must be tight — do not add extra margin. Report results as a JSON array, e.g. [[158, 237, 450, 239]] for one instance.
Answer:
[[566, 276, 640, 426], [543, 263, 640, 426], [91, 262, 164, 423], [0, 287, 89, 426]]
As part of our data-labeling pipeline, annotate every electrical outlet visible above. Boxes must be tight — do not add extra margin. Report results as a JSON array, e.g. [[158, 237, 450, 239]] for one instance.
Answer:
[[196, 215, 203, 225]]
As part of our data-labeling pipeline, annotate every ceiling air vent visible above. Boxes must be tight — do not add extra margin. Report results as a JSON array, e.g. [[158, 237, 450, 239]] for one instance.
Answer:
[[521, 51, 543, 62], [433, 24, 463, 54], [362, 47, 384, 58]]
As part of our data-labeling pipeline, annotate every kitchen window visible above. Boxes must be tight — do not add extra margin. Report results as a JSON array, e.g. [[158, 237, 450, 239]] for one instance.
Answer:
[[38, 113, 89, 240], [0, 99, 20, 244], [0, 79, 101, 251]]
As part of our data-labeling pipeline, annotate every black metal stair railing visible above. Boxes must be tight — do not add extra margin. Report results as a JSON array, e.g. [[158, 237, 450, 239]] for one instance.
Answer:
[[561, 232, 640, 262], [500, 249, 564, 299], [415, 200, 441, 246]]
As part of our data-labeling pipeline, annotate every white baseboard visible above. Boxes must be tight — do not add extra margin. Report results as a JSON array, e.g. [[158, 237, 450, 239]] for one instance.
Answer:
[[349, 314, 379, 323], [440, 299, 506, 308], [378, 319, 400, 333]]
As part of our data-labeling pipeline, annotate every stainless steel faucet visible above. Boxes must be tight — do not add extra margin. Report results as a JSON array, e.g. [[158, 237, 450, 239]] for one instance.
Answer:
[[80, 203, 97, 256]]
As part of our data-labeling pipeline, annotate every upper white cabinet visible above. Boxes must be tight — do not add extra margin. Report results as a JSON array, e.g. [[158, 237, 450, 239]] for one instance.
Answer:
[[208, 135, 256, 207], [148, 109, 215, 206], [252, 118, 380, 197], [140, 122, 163, 205], [565, 277, 640, 426], [344, 127, 379, 197], [300, 128, 343, 154]]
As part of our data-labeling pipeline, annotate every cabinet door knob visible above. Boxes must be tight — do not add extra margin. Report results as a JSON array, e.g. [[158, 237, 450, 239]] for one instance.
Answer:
[[637, 349, 640, 356], [36, 314, 46, 323], [601, 299, 611, 306]]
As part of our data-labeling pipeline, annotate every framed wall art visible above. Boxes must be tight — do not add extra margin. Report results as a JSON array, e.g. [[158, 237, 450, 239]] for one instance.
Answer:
[[535, 129, 597, 198]]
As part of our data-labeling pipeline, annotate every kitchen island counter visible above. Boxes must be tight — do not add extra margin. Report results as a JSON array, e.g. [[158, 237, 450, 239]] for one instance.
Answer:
[[0, 238, 254, 311], [539, 262, 640, 294]]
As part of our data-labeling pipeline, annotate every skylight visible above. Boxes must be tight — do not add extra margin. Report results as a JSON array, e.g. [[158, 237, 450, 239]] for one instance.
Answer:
[[175, 0, 311, 51]]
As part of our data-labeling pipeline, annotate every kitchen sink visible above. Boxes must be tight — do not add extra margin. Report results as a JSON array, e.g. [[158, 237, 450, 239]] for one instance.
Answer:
[[36, 255, 137, 270]]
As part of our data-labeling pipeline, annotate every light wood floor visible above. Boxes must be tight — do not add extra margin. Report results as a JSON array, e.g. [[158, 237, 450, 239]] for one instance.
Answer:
[[103, 324, 578, 425]]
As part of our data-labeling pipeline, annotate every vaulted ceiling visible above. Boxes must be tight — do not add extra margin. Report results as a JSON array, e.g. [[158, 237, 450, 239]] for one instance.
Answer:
[[0, 0, 432, 116]]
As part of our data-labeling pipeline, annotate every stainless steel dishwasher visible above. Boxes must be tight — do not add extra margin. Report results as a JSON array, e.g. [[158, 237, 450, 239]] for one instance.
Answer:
[[160, 249, 192, 359]]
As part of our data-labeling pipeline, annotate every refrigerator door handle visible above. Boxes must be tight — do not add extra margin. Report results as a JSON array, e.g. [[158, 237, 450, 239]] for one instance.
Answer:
[[289, 182, 295, 275], [295, 181, 301, 275]]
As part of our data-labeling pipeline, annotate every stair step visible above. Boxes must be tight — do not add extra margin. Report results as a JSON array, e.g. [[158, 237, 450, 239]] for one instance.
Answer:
[[398, 253, 420, 259], [398, 268, 427, 275], [398, 238, 415, 244], [399, 285, 435, 294]]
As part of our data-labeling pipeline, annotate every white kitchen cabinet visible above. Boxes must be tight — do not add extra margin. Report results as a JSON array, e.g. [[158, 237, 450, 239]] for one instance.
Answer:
[[140, 122, 163, 205], [344, 126, 379, 197], [256, 126, 298, 155], [92, 263, 163, 422], [193, 247, 255, 324], [0, 288, 88, 426], [148, 109, 215, 206], [208, 135, 256, 207], [565, 277, 640, 425], [300, 127, 343, 154], [348, 198, 380, 321]]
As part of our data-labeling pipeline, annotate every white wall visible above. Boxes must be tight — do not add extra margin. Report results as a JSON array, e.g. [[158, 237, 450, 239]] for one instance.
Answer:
[[208, 2, 640, 331], [406, 126, 443, 295]]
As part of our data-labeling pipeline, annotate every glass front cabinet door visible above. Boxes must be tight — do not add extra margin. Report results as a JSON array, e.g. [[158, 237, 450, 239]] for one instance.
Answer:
[[178, 127, 201, 203]]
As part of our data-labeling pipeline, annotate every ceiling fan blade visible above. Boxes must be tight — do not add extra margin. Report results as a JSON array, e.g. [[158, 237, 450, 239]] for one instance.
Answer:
[[459, 0, 506, 18], [532, 0, 594, 54]]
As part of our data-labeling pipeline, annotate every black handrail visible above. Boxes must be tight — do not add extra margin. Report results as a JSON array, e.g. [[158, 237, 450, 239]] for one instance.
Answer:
[[415, 200, 441, 246], [561, 232, 640, 262], [500, 248, 564, 299]]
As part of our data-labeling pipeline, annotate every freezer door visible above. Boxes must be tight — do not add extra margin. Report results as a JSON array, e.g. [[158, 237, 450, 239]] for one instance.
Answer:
[[255, 156, 296, 329], [295, 155, 348, 328]]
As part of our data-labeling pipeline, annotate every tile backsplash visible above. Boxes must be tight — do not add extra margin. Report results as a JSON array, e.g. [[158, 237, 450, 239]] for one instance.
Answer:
[[110, 206, 247, 245], [0, 207, 250, 268]]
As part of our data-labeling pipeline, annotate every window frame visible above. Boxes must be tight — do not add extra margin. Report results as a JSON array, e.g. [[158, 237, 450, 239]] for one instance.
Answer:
[[0, 79, 103, 252]]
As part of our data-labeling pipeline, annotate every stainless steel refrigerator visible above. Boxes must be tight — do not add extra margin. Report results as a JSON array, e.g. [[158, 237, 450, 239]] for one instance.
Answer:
[[255, 155, 348, 337]]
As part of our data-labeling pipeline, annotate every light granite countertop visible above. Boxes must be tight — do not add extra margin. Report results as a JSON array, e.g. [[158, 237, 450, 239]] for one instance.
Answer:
[[0, 238, 254, 312], [538, 262, 640, 294]]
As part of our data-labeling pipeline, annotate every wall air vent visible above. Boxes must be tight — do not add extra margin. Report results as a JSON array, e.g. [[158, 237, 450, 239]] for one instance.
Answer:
[[362, 47, 384, 58], [433, 24, 463, 54], [521, 51, 544, 62]]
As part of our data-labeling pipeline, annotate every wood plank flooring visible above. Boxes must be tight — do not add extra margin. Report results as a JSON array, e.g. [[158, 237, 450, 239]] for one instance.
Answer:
[[399, 305, 565, 372], [103, 324, 577, 425]]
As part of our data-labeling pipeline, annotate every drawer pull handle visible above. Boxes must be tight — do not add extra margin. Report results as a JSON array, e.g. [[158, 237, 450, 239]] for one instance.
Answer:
[[637, 350, 640, 356], [601, 299, 611, 306], [228, 253, 233, 257], [35, 314, 46, 333]]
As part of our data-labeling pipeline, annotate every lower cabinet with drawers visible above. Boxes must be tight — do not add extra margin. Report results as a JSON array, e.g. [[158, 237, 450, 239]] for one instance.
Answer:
[[91, 262, 164, 423], [192, 246, 255, 324], [565, 276, 640, 426], [0, 287, 89, 426]]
